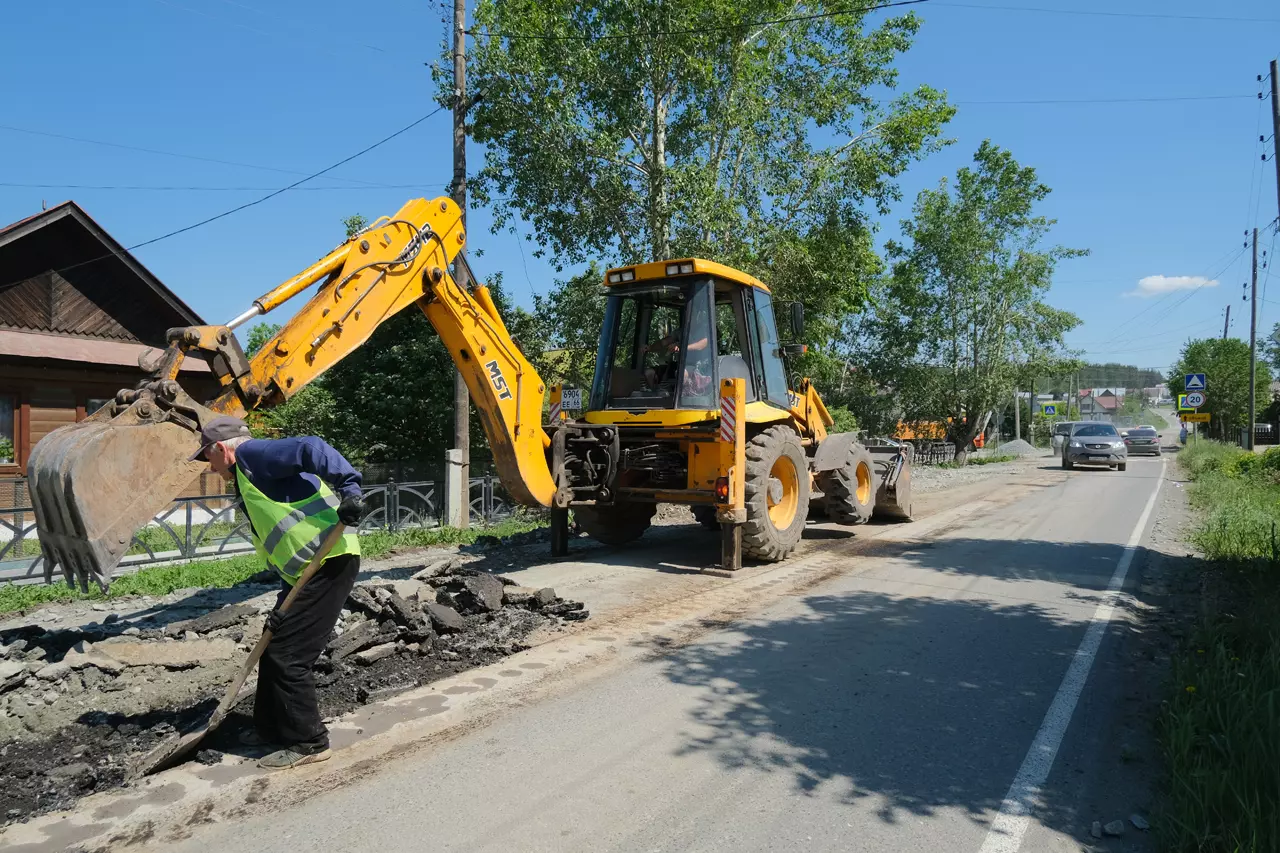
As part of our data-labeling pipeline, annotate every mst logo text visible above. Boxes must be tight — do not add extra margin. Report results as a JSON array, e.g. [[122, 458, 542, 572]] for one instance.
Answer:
[[486, 360, 513, 400]]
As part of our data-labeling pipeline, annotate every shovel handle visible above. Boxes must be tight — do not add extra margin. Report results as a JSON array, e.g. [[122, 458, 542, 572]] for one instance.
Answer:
[[211, 523, 347, 719]]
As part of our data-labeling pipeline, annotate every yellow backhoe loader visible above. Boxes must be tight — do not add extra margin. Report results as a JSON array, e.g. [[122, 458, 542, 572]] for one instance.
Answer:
[[29, 197, 912, 592]]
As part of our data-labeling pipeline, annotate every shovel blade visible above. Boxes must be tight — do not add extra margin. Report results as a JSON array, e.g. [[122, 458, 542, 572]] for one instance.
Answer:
[[869, 444, 914, 522], [29, 403, 209, 591]]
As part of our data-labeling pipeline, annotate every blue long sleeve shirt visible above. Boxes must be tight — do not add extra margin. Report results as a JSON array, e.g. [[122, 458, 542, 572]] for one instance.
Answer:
[[233, 437, 362, 505]]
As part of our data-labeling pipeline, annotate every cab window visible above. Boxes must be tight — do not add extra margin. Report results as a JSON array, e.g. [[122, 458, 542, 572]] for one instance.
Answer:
[[753, 290, 791, 408]]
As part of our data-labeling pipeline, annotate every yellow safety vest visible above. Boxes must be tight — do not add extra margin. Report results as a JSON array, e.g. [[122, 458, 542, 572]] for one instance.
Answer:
[[235, 466, 360, 585]]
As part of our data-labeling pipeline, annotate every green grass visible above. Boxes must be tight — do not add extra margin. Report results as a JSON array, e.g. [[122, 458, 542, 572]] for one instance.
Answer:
[[935, 453, 1018, 469], [1158, 578, 1280, 850], [967, 453, 1018, 466], [1155, 443, 1280, 849], [1142, 410, 1170, 430], [0, 516, 545, 616]]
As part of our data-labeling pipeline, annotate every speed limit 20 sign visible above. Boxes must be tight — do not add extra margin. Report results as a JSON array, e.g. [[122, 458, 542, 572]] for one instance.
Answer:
[[1185, 390, 1206, 409]]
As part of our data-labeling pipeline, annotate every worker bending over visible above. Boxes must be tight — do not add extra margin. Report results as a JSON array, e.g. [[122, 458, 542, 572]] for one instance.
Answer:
[[194, 416, 365, 769]]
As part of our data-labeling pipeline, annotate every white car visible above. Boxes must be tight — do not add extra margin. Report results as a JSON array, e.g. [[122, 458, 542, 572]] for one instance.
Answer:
[[1050, 421, 1081, 454]]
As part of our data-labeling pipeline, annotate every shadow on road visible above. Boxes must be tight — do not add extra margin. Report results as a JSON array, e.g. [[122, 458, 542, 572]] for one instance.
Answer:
[[657, 537, 1192, 842]]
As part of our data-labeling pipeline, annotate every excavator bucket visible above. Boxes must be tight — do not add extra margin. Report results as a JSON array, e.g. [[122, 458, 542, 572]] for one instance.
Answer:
[[29, 401, 208, 592], [868, 442, 914, 522]]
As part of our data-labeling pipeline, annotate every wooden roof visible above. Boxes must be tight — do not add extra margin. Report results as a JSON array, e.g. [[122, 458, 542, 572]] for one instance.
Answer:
[[0, 201, 203, 346]]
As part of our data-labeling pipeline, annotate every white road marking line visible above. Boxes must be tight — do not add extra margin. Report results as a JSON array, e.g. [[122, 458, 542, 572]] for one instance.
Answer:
[[978, 457, 1166, 853]]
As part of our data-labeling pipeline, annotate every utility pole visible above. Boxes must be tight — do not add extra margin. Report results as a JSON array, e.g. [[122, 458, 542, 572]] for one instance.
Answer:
[[1269, 60, 1280, 222], [1013, 386, 1020, 442], [1028, 377, 1035, 442], [1249, 228, 1260, 450], [450, 0, 470, 528], [1223, 304, 1231, 339]]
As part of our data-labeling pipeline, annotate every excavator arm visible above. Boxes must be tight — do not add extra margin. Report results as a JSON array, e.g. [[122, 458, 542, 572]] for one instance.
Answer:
[[29, 197, 556, 591]]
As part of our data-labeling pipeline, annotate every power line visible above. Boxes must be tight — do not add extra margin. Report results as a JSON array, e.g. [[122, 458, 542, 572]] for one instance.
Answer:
[[955, 94, 1253, 105], [0, 106, 445, 288], [128, 107, 444, 252], [936, 2, 1280, 24], [466, 0, 930, 41], [0, 182, 428, 192], [0, 124, 402, 188]]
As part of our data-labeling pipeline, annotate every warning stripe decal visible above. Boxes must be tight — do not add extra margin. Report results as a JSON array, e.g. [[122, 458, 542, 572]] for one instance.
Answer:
[[720, 395, 736, 444]]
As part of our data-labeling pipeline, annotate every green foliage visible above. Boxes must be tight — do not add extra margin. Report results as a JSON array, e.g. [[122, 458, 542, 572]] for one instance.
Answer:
[[1178, 441, 1280, 564], [855, 141, 1084, 449], [1159, 587, 1280, 851], [1159, 442, 1280, 849], [455, 0, 954, 265], [0, 517, 545, 616], [521, 265, 607, 391], [1037, 363, 1164, 394], [1169, 338, 1272, 442], [244, 322, 282, 357], [1144, 409, 1169, 430], [0, 436, 13, 463], [1178, 439, 1246, 479], [967, 453, 1016, 466], [827, 406, 858, 434], [454, 0, 952, 405], [343, 214, 369, 239]]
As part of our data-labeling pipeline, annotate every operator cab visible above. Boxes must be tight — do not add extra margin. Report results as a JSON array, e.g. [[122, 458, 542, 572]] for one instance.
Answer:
[[589, 259, 796, 417]]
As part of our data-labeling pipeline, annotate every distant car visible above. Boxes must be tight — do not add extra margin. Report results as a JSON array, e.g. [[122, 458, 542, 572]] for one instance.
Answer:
[[1062, 422, 1128, 471], [1050, 421, 1081, 454], [1123, 427, 1161, 456]]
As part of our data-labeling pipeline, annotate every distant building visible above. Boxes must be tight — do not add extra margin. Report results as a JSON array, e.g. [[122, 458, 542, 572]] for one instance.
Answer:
[[0, 201, 214, 476], [1078, 389, 1119, 420]]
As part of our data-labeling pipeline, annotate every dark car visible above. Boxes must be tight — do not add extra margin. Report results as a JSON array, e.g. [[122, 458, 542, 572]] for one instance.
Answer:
[[1122, 427, 1161, 456], [1062, 422, 1127, 471]]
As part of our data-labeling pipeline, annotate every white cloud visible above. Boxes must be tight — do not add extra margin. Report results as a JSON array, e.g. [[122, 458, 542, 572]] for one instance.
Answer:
[[1127, 274, 1219, 298]]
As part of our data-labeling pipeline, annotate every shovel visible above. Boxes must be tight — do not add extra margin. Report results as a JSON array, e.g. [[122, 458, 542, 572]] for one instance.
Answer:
[[132, 523, 347, 777]]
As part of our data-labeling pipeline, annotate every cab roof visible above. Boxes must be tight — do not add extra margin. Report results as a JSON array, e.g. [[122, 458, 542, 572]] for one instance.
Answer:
[[603, 258, 771, 293]]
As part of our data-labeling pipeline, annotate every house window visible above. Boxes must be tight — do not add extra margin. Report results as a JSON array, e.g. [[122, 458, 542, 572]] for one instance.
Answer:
[[0, 395, 14, 464], [86, 398, 112, 416]]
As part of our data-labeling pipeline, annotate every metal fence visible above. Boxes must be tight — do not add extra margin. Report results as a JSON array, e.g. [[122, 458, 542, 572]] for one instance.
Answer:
[[0, 475, 521, 586], [907, 441, 957, 465]]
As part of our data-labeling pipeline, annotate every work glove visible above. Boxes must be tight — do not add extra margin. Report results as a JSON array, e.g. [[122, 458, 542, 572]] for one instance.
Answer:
[[264, 609, 285, 634], [337, 496, 367, 526]]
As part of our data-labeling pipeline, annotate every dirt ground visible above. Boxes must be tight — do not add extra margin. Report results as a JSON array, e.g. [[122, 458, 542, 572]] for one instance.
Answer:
[[0, 453, 1057, 832], [0, 544, 585, 826]]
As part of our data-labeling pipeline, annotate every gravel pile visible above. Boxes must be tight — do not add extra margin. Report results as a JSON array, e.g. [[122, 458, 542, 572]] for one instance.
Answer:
[[996, 439, 1041, 457]]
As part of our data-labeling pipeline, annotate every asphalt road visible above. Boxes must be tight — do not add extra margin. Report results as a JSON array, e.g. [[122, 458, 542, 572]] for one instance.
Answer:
[[166, 452, 1167, 853]]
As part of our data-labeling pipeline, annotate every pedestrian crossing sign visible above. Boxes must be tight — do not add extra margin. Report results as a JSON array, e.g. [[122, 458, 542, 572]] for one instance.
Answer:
[[1041, 403, 1057, 416]]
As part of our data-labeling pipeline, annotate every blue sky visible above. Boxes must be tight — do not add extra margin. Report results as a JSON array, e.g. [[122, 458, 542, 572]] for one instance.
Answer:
[[2, 0, 1278, 377]]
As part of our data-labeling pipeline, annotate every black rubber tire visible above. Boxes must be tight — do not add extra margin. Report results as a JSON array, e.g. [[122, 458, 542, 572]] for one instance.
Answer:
[[818, 445, 875, 525], [690, 505, 720, 530], [1062, 455, 1073, 470], [574, 502, 656, 546], [1118, 463, 1127, 472], [742, 426, 810, 561]]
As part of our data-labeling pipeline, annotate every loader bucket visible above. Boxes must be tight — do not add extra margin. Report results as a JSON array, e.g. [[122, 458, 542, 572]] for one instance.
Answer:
[[29, 403, 209, 591], [868, 443, 914, 522]]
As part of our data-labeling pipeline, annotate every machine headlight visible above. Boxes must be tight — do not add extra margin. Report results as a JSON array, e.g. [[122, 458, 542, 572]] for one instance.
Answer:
[[620, 269, 635, 282], [1112, 440, 1125, 448], [1069, 440, 1082, 448]]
